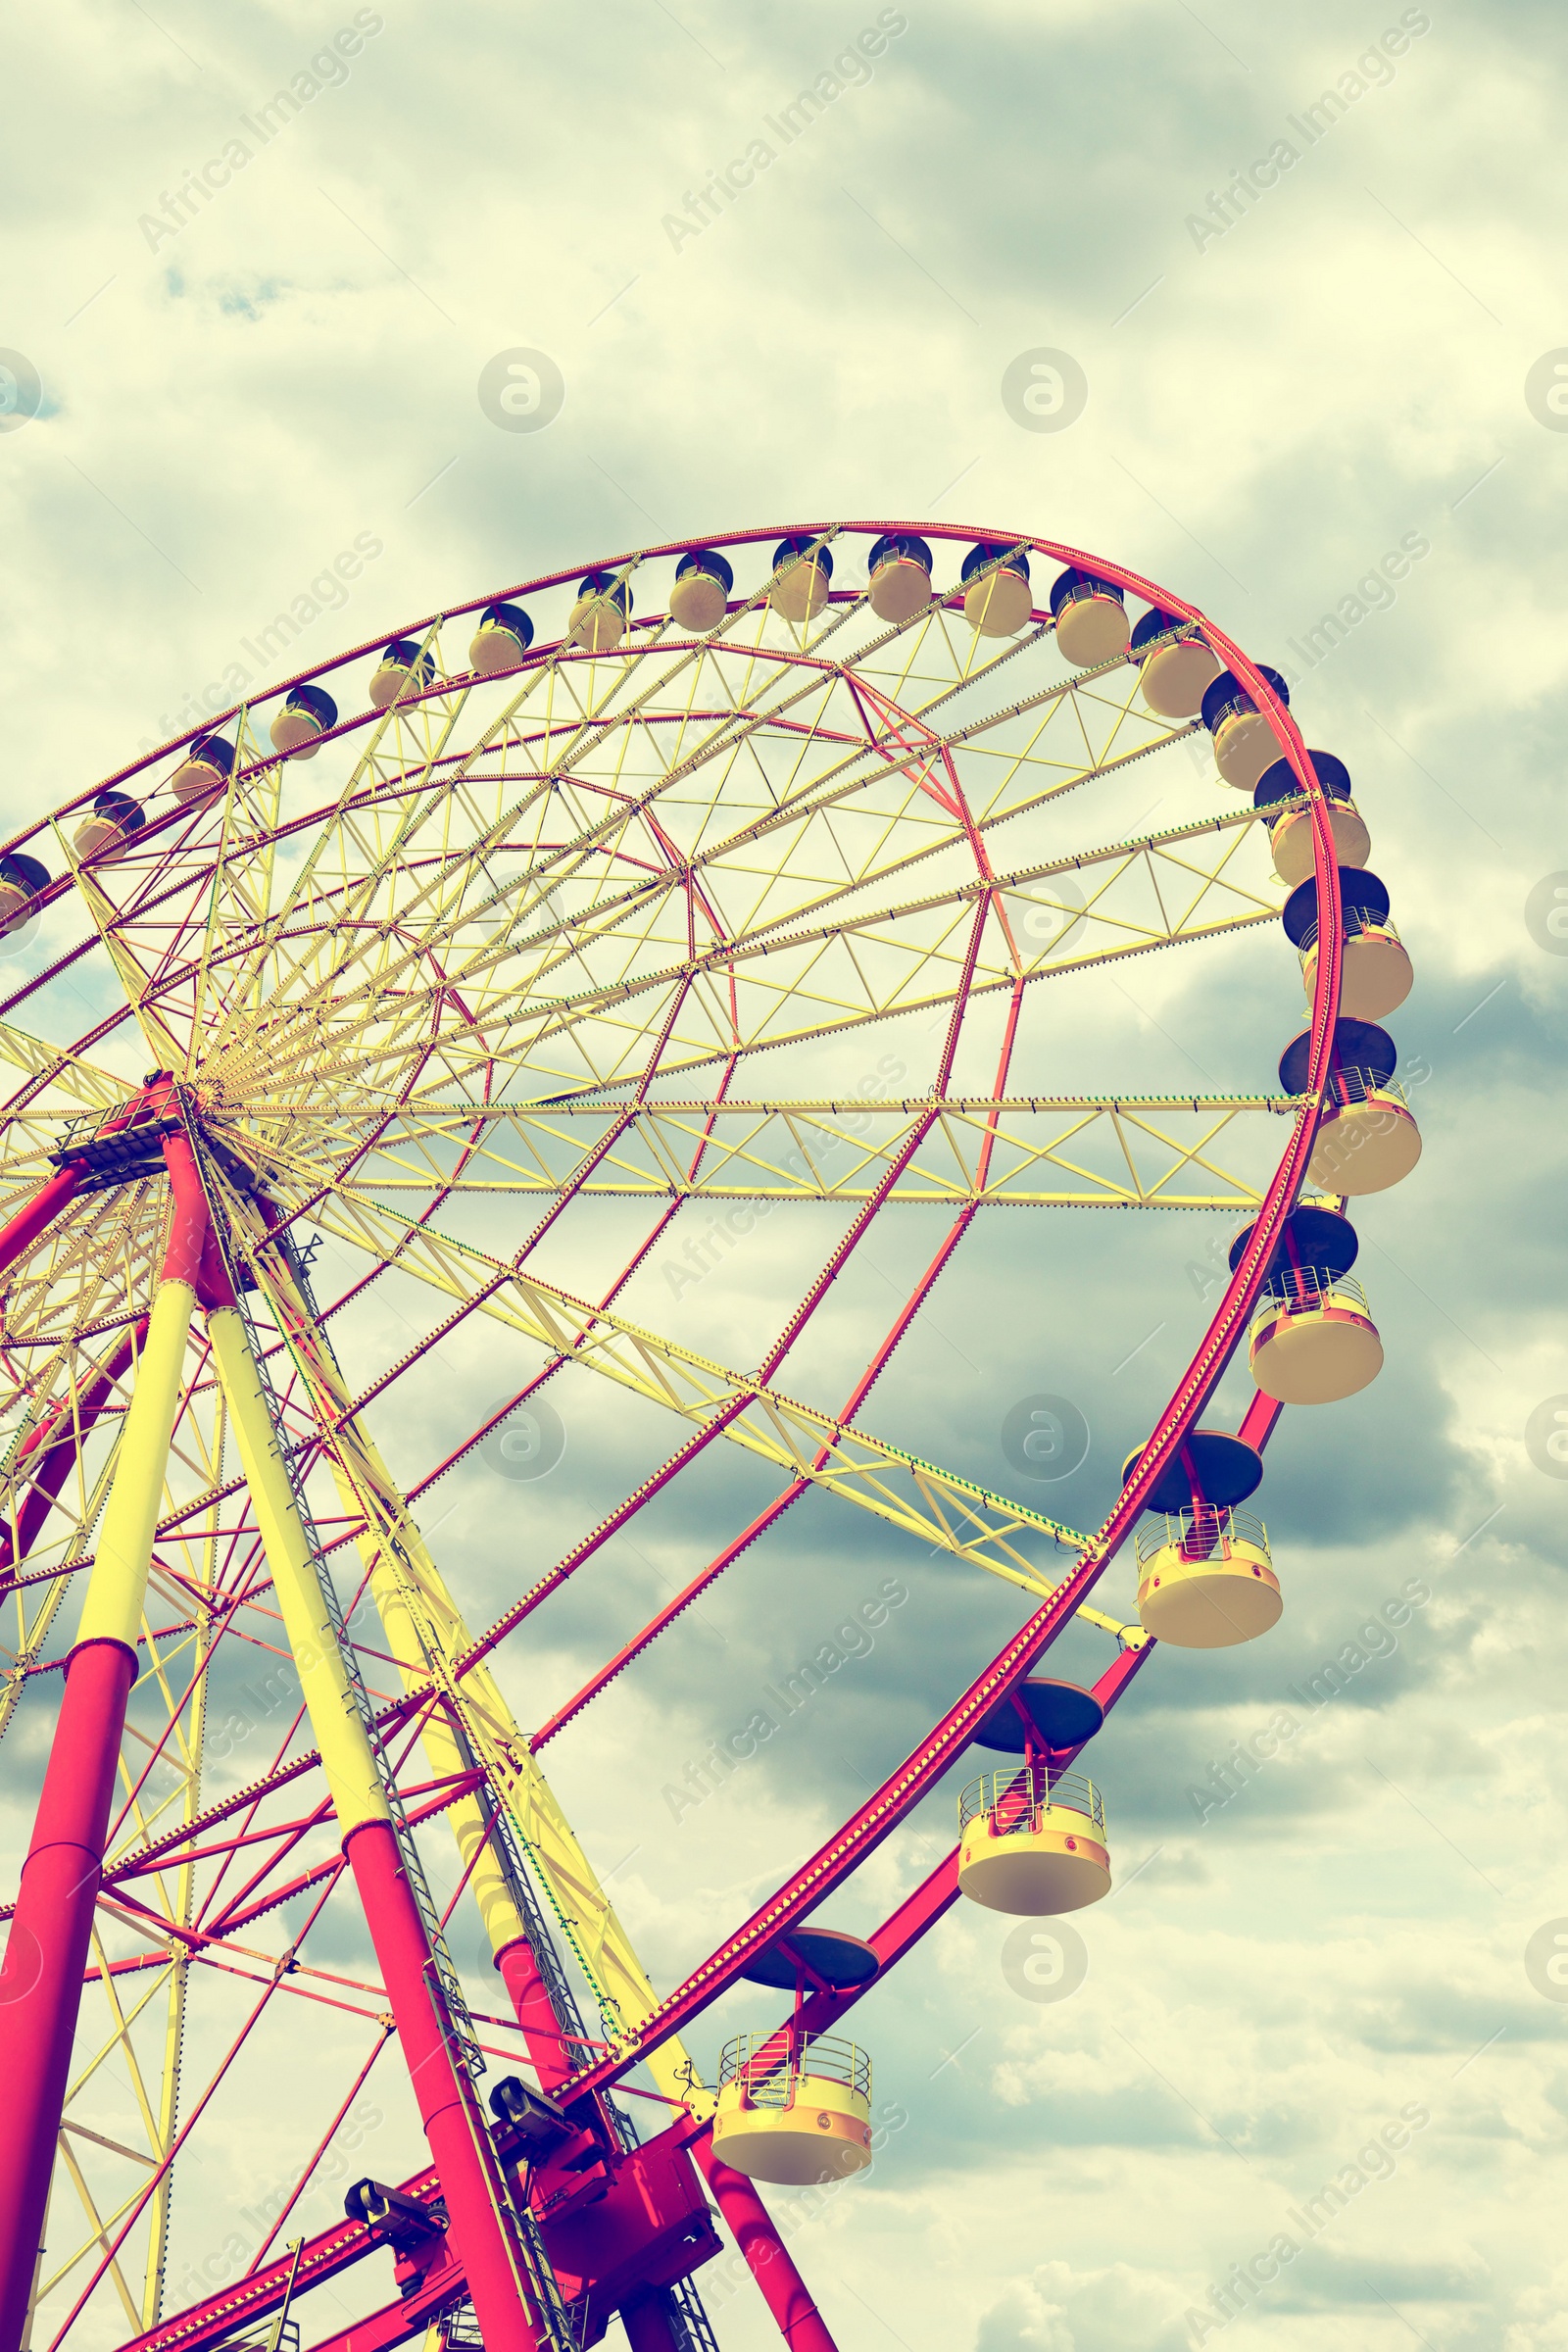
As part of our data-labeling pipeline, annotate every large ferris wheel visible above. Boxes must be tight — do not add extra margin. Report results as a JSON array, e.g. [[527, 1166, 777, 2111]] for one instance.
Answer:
[[0, 520, 1419, 2352]]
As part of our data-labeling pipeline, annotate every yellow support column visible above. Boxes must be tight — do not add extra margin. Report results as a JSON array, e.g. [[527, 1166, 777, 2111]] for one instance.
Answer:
[[73, 1278, 197, 1653], [203, 1302, 550, 2352], [254, 1252, 710, 2113], [204, 1309, 391, 1836]]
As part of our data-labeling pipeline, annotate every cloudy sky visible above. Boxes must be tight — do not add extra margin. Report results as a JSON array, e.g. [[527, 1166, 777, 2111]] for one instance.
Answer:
[[4, 4, 1567, 2352]]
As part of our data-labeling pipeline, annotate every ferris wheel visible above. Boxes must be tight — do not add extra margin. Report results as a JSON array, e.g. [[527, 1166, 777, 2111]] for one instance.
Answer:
[[0, 519, 1419, 2352]]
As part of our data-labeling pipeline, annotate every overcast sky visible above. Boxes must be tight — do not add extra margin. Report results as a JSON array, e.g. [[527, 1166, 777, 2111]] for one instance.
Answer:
[[3, 5, 1566, 2352]]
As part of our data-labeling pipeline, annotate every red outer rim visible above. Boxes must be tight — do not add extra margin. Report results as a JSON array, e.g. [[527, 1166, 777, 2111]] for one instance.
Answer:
[[5, 519, 1312, 839]]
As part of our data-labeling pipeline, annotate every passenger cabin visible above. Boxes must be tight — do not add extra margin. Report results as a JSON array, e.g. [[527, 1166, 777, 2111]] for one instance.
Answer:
[[668, 550, 734, 633], [468, 602, 535, 676], [710, 1930, 878, 2186], [767, 536, 832, 623], [168, 733, 237, 806], [957, 1678, 1110, 1914], [368, 641, 435, 710], [73, 792, 147, 862], [865, 533, 933, 623], [568, 573, 633, 653], [1232, 1202, 1383, 1407], [270, 683, 338, 760], [1284, 865, 1412, 1020], [1201, 663, 1291, 792], [1130, 607, 1222, 717], [1050, 565, 1129, 666], [1254, 751, 1370, 888], [960, 542, 1032, 636], [0, 851, 49, 931], [1126, 1432, 1281, 1648], [1279, 1017, 1422, 1196]]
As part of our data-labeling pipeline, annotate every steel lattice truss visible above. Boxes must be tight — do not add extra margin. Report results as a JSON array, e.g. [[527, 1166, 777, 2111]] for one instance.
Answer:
[[0, 522, 1348, 2352]]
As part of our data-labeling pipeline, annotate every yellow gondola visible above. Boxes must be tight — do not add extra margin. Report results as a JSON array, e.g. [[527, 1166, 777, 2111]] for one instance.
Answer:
[[72, 793, 146, 862], [1255, 751, 1371, 887], [168, 733, 236, 806], [668, 549, 734, 633], [1130, 606, 1222, 715], [1050, 565, 1129, 666], [1201, 663, 1290, 791], [1136, 1506, 1281, 1647], [711, 2033, 873, 2186]]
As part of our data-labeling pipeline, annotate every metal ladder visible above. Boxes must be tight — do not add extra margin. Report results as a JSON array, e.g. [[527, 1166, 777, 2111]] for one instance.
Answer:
[[230, 1279, 582, 2352], [229, 1274, 486, 2082]]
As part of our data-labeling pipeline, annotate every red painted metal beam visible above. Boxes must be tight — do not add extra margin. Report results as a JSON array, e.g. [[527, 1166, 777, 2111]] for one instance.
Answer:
[[495, 1936, 576, 2094], [691, 2149, 839, 2352], [0, 1164, 83, 1285], [0, 1641, 136, 2341], [621, 2299, 685, 2352], [1237, 1389, 1286, 1451], [339, 1820, 545, 2352], [0, 1319, 145, 1581]]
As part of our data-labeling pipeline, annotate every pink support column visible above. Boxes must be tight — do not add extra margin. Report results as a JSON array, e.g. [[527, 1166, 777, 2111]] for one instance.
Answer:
[[343, 1822, 550, 2352], [0, 1163, 82, 1284], [0, 1642, 136, 2350], [621, 2293, 684, 2352], [693, 2143, 841, 2352], [495, 1936, 575, 2095]]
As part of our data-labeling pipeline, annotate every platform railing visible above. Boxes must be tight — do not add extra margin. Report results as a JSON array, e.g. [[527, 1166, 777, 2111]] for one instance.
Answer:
[[1264, 787, 1361, 820], [718, 2032, 871, 2107], [223, 2327, 300, 2352], [1297, 905, 1399, 956], [1135, 1505, 1271, 1569], [1250, 1268, 1372, 1331], [957, 1766, 1103, 1839], [1309, 1066, 1411, 1112], [1206, 690, 1260, 732]]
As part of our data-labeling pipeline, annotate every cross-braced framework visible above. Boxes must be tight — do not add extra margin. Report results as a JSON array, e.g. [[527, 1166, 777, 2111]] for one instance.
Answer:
[[0, 522, 1357, 2352]]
